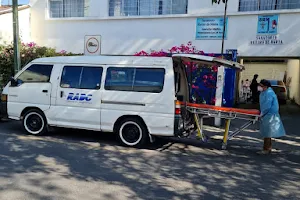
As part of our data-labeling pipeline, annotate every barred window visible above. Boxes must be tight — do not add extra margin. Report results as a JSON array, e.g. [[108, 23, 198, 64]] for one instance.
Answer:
[[49, 0, 89, 18], [109, 0, 188, 17], [239, 0, 300, 11]]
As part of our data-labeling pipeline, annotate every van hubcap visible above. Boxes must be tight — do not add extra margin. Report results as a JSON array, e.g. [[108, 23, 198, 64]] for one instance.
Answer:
[[123, 124, 140, 143], [120, 121, 143, 146], [25, 113, 44, 134]]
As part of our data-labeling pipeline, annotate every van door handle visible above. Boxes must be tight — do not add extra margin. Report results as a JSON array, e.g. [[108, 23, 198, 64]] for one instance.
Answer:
[[42, 90, 48, 93], [60, 91, 64, 98]]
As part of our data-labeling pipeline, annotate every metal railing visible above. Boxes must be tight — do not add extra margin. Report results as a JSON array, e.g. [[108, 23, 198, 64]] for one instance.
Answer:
[[239, 0, 300, 12], [109, 0, 188, 17]]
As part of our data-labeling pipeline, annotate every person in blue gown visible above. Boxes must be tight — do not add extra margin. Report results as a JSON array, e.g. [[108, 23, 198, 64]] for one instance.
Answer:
[[258, 79, 286, 154]]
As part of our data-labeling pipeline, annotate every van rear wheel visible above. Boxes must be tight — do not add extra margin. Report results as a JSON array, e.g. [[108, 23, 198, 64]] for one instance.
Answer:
[[23, 109, 48, 136], [118, 118, 148, 147]]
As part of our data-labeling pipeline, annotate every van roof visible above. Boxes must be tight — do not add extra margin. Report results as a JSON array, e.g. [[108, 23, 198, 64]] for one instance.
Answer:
[[32, 55, 172, 66], [32, 54, 244, 70]]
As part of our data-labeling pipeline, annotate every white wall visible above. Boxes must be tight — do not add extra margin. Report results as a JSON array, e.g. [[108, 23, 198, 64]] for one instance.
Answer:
[[29, 0, 300, 57], [287, 60, 300, 105], [241, 63, 287, 82], [0, 8, 31, 45]]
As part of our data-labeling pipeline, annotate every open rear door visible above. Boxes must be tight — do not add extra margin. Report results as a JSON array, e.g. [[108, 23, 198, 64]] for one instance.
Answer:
[[172, 54, 245, 134], [172, 54, 244, 102], [172, 54, 244, 70]]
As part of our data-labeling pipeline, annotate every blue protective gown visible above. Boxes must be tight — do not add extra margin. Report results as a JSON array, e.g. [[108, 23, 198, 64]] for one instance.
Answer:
[[259, 88, 286, 138]]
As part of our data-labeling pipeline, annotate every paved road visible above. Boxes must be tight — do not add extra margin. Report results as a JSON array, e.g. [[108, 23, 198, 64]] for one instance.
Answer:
[[0, 104, 300, 200]]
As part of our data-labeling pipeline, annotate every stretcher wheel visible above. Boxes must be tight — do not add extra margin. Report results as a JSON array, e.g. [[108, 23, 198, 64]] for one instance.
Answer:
[[221, 143, 227, 150]]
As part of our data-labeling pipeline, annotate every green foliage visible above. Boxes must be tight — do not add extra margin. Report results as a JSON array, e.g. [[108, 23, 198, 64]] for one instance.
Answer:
[[0, 42, 80, 89]]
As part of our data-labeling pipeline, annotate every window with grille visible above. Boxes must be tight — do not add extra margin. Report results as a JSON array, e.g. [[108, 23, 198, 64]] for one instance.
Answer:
[[49, 0, 89, 18], [239, 0, 300, 11], [109, 0, 188, 17]]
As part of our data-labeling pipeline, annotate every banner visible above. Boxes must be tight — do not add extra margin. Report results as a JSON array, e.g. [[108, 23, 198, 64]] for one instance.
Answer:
[[257, 14, 278, 35], [196, 17, 228, 40]]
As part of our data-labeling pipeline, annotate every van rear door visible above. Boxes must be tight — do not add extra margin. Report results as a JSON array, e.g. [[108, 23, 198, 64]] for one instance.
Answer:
[[172, 54, 244, 103]]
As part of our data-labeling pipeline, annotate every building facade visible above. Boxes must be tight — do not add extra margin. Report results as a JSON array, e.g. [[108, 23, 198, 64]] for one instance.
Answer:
[[29, 0, 300, 56], [0, 4, 30, 45]]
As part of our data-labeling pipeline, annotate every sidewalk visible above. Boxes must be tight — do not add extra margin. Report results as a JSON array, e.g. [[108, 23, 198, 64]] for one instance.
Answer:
[[205, 102, 300, 154]]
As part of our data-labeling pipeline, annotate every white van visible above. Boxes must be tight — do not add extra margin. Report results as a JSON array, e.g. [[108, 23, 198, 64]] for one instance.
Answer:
[[1, 55, 192, 146], [0, 55, 242, 147]]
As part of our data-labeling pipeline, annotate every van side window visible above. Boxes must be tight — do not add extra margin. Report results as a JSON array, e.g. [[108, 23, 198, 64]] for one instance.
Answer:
[[60, 66, 103, 89], [17, 64, 53, 83], [105, 68, 135, 91], [81, 67, 103, 89], [134, 68, 165, 93], [105, 67, 165, 93]]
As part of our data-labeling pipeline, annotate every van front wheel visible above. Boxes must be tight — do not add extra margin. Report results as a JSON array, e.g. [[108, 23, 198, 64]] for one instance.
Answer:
[[23, 110, 48, 136], [118, 118, 148, 147]]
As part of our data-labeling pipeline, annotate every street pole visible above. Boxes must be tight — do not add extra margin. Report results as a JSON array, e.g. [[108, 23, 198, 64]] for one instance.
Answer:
[[12, 0, 21, 75], [220, 0, 228, 59], [215, 0, 228, 127]]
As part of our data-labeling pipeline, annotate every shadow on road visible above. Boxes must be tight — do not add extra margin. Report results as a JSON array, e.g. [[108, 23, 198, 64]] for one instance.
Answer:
[[0, 103, 300, 199]]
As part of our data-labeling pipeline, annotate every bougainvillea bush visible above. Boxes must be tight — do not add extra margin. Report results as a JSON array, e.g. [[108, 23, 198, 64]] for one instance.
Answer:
[[135, 41, 220, 105], [0, 42, 79, 89]]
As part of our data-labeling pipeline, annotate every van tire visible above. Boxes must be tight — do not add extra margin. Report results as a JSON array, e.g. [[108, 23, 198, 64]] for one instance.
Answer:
[[117, 118, 148, 147], [22, 109, 48, 136]]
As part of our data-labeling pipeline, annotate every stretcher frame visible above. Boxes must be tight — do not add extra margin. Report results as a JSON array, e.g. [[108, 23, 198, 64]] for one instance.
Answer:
[[181, 102, 260, 150]]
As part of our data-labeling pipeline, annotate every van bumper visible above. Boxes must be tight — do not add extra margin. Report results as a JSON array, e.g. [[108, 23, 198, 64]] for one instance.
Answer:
[[0, 101, 8, 118]]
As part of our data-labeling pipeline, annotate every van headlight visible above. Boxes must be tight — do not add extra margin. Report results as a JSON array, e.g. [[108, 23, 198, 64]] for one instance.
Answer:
[[1, 94, 7, 102]]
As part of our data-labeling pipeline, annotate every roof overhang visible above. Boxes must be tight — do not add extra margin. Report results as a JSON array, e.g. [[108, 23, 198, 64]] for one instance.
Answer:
[[0, 5, 30, 15]]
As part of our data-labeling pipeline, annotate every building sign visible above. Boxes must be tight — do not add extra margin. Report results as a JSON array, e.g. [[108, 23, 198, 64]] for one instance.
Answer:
[[84, 35, 101, 56], [250, 14, 283, 45], [226, 49, 238, 62], [196, 17, 228, 40], [250, 35, 283, 45], [257, 15, 278, 35]]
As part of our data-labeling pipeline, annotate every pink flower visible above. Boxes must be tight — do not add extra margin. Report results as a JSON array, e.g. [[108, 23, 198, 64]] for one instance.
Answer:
[[134, 50, 148, 56], [192, 84, 199, 89], [169, 46, 178, 53], [183, 61, 191, 66], [60, 50, 67, 54], [203, 75, 208, 80], [211, 99, 216, 105], [212, 65, 218, 73], [27, 42, 36, 48], [187, 41, 192, 46]]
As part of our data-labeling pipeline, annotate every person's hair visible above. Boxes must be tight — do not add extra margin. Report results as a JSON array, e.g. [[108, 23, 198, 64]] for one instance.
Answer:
[[254, 74, 258, 78], [260, 79, 271, 87]]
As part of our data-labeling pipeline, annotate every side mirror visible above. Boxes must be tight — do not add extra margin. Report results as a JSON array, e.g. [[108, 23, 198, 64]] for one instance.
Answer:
[[10, 77, 18, 87]]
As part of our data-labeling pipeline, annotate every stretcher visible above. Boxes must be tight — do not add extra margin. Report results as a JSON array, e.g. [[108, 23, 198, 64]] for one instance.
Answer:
[[179, 102, 261, 150]]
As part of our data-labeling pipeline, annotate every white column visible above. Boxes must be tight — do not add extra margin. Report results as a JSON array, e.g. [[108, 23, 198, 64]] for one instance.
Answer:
[[215, 65, 225, 127], [287, 59, 300, 105]]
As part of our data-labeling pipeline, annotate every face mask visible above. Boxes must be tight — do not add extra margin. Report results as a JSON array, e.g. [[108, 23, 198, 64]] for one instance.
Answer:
[[257, 86, 263, 92]]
